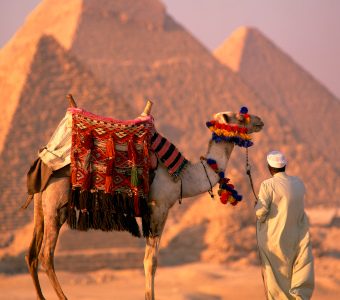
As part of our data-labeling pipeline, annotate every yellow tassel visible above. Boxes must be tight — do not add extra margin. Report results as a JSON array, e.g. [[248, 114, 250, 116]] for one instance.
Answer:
[[131, 165, 139, 187]]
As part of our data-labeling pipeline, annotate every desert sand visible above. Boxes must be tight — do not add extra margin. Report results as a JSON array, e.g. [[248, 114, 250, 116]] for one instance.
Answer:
[[0, 258, 339, 300], [1, 208, 339, 299]]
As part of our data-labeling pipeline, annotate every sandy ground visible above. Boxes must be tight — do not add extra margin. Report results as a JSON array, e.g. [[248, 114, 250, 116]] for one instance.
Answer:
[[0, 259, 339, 300], [1, 208, 339, 299]]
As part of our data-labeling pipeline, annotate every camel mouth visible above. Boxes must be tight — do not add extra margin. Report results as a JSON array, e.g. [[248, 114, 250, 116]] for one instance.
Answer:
[[253, 121, 264, 132]]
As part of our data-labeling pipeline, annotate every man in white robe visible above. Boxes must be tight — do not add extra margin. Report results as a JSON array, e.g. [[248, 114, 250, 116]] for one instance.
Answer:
[[255, 151, 314, 299]]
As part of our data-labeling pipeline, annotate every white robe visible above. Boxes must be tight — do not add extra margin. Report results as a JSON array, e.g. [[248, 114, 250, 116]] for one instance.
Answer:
[[255, 172, 314, 300]]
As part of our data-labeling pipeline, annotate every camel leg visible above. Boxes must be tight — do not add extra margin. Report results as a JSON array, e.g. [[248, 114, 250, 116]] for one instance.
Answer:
[[144, 203, 168, 300], [25, 193, 46, 300], [40, 177, 69, 300], [144, 235, 161, 300]]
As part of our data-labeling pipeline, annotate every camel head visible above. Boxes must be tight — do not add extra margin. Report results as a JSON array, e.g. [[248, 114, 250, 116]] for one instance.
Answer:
[[213, 107, 264, 134]]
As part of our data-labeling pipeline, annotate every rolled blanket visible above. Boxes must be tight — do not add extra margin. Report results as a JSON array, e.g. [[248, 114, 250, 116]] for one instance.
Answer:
[[151, 132, 188, 181]]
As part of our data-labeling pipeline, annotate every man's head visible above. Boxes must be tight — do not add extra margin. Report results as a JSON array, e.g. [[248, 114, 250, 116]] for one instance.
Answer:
[[267, 150, 287, 175]]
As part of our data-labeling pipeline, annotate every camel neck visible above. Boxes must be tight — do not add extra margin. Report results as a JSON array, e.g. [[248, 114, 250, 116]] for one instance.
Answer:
[[206, 140, 234, 171], [179, 140, 235, 199]]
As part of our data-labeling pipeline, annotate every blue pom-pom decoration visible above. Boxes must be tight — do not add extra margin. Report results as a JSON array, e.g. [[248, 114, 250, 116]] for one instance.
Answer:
[[212, 133, 253, 148], [235, 194, 243, 201], [240, 106, 248, 114], [207, 158, 216, 165]]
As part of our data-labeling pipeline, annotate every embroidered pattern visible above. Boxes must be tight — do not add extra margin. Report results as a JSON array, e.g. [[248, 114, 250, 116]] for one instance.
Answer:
[[68, 108, 154, 237]]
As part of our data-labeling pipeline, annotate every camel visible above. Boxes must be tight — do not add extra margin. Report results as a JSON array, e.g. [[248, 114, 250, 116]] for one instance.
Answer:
[[25, 100, 263, 300]]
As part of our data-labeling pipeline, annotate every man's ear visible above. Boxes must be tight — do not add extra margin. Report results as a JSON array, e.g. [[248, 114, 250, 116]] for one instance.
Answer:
[[223, 114, 229, 123]]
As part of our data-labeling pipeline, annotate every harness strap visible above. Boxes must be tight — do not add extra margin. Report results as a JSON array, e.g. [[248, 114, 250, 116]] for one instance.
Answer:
[[179, 178, 183, 204], [246, 147, 259, 205], [200, 159, 214, 199]]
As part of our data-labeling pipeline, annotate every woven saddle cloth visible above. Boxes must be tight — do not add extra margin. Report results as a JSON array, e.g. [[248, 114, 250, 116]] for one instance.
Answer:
[[67, 108, 156, 236]]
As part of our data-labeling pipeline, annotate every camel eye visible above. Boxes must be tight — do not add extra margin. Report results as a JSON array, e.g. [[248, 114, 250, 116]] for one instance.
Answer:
[[223, 114, 229, 123], [236, 113, 244, 123]]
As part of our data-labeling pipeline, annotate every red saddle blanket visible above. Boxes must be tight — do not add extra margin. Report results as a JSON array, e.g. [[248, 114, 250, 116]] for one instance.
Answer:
[[68, 108, 155, 237]]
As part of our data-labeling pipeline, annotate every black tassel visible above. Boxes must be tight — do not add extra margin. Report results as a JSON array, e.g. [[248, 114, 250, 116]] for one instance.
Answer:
[[139, 197, 149, 216], [87, 192, 95, 229], [79, 190, 91, 211], [111, 213, 124, 231], [139, 197, 151, 237], [70, 188, 80, 209], [119, 213, 128, 230], [67, 187, 149, 238], [125, 194, 135, 214], [142, 216, 151, 237], [77, 190, 90, 231], [113, 193, 124, 213], [111, 193, 117, 212], [68, 188, 80, 230], [77, 210, 89, 231], [102, 211, 114, 231], [102, 194, 109, 211], [88, 210, 94, 229], [125, 215, 141, 237], [92, 210, 102, 229], [67, 206, 77, 229]]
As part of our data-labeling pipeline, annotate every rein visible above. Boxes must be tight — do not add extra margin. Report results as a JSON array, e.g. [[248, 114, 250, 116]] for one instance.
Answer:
[[245, 147, 259, 205], [200, 159, 214, 199]]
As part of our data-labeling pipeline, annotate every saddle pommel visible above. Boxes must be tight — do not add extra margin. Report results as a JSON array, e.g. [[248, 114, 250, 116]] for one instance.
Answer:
[[67, 94, 77, 108], [141, 100, 153, 116]]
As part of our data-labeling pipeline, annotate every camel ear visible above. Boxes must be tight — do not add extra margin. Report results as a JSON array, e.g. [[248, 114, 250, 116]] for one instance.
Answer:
[[223, 114, 229, 123]]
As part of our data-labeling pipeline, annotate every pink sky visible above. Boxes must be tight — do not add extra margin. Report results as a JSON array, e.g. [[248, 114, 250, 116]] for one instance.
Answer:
[[1, 0, 339, 99]]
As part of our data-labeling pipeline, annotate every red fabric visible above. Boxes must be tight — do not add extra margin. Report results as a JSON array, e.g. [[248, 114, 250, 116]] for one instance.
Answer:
[[71, 109, 154, 216]]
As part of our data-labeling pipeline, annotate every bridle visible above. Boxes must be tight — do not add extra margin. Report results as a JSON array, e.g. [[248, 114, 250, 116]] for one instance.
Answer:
[[201, 140, 259, 206], [245, 147, 259, 205], [204, 108, 259, 205]]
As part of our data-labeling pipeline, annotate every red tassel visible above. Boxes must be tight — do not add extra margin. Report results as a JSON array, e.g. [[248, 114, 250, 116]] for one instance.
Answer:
[[143, 138, 149, 162], [78, 132, 93, 190], [105, 137, 115, 193], [105, 177, 113, 194], [129, 138, 139, 188], [82, 171, 91, 190], [128, 138, 136, 165], [106, 137, 115, 175], [71, 151, 78, 185]]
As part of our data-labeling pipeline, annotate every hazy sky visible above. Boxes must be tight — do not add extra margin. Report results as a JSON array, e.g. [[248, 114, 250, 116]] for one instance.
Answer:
[[1, 0, 339, 99]]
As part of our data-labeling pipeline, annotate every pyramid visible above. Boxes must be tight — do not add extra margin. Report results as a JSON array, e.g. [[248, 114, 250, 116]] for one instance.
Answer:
[[0, 1, 339, 267], [0, 34, 132, 233], [0, 0, 85, 154], [214, 26, 340, 169]]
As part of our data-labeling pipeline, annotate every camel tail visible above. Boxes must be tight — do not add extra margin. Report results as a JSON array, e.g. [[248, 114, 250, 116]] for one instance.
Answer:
[[21, 194, 34, 209]]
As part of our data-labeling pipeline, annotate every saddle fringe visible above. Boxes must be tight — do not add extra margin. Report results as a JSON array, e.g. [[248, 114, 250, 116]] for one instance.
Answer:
[[67, 188, 151, 237]]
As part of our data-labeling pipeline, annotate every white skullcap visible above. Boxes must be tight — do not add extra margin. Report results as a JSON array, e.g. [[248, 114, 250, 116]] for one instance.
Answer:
[[267, 150, 287, 168]]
